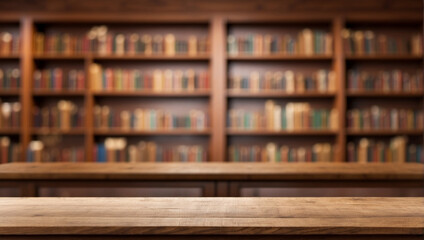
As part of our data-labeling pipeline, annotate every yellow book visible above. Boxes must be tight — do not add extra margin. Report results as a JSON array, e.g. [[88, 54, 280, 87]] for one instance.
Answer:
[[188, 35, 197, 56], [265, 100, 275, 130], [153, 69, 163, 91], [165, 34, 176, 56], [89, 63, 102, 90]]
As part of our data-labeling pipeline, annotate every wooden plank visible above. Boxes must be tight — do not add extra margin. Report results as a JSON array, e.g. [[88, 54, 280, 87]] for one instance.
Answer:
[[19, 17, 33, 162], [210, 16, 226, 162], [0, 0, 421, 14], [0, 162, 422, 180], [0, 197, 422, 235]]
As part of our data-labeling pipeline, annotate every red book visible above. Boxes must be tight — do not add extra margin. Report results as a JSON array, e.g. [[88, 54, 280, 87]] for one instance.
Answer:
[[105, 68, 113, 90], [55, 68, 63, 90]]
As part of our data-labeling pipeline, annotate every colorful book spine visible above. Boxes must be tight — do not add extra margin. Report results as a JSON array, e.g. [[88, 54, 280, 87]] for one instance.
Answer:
[[34, 26, 209, 55], [227, 29, 333, 56], [0, 137, 21, 164], [342, 29, 423, 55], [94, 138, 207, 162], [347, 136, 423, 163], [0, 32, 20, 55], [33, 68, 85, 90], [94, 105, 207, 130], [90, 64, 209, 91], [347, 106, 424, 130], [228, 142, 335, 162], [26, 140, 85, 162], [0, 68, 20, 90], [348, 69, 423, 92], [228, 100, 338, 130], [33, 100, 84, 129], [0, 100, 21, 129], [229, 69, 335, 92]]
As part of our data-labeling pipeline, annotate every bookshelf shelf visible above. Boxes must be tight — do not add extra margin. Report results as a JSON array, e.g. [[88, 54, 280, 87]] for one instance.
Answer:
[[93, 54, 210, 61], [93, 129, 211, 136], [227, 129, 338, 136], [227, 90, 336, 98], [227, 54, 333, 61], [0, 90, 20, 96], [0, 129, 21, 135], [0, 54, 20, 59], [31, 128, 86, 135], [33, 54, 87, 60], [345, 55, 423, 61], [92, 90, 210, 97], [346, 129, 424, 136], [346, 91, 424, 98], [32, 90, 87, 97]]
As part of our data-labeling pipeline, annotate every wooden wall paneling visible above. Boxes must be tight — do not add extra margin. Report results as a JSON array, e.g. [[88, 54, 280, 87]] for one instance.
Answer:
[[210, 16, 226, 162], [332, 16, 346, 162], [19, 17, 34, 162]]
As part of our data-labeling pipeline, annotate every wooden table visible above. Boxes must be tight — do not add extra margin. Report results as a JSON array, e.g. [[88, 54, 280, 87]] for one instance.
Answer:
[[0, 197, 423, 239], [0, 162, 423, 197]]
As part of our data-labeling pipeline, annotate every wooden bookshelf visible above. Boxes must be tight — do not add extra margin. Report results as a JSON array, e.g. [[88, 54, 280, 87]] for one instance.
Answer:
[[345, 55, 423, 61], [32, 90, 87, 96], [227, 54, 333, 61], [0, 13, 422, 164], [93, 129, 211, 136], [227, 129, 338, 136], [227, 90, 336, 98], [346, 129, 424, 136], [31, 128, 87, 135], [346, 91, 424, 98], [92, 90, 210, 97], [93, 55, 210, 61], [0, 90, 20, 96], [0, 129, 21, 135]]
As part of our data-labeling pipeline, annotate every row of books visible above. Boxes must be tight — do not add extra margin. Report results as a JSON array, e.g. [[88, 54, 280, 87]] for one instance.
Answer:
[[0, 68, 20, 90], [33, 68, 86, 90], [0, 32, 20, 55], [34, 27, 209, 55], [33, 101, 84, 129], [90, 64, 210, 91], [227, 29, 333, 55], [347, 137, 423, 163], [229, 70, 335, 92], [347, 106, 424, 130], [0, 101, 21, 129], [94, 138, 207, 162], [26, 140, 85, 162], [228, 101, 338, 130], [228, 142, 335, 162], [0, 137, 21, 163], [94, 106, 208, 130], [347, 69, 423, 92], [342, 29, 422, 55]]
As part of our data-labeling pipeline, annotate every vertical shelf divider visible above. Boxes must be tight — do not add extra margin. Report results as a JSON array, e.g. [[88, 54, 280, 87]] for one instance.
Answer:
[[85, 56, 94, 162], [20, 17, 34, 162], [333, 16, 346, 162], [210, 16, 227, 162]]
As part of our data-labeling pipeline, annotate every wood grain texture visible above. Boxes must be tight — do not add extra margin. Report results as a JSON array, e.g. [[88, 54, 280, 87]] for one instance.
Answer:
[[0, 197, 423, 235], [0, 0, 421, 13], [0, 162, 422, 180]]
